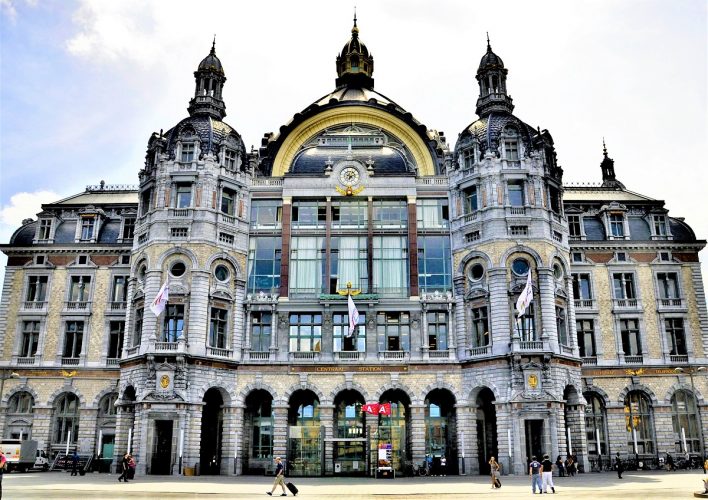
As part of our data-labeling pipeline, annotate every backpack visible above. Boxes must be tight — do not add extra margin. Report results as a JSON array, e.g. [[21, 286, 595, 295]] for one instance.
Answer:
[[531, 461, 541, 474]]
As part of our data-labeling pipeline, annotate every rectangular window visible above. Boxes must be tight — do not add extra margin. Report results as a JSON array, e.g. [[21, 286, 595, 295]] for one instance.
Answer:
[[508, 183, 524, 206], [556, 306, 568, 346], [80, 217, 95, 240], [68, 276, 91, 302], [290, 236, 325, 295], [247, 237, 282, 293], [657, 272, 680, 299], [140, 190, 152, 216], [181, 142, 195, 162], [176, 184, 192, 208], [333, 312, 366, 352], [122, 217, 136, 240], [613, 273, 636, 299], [616, 252, 627, 262], [209, 307, 228, 348], [465, 186, 478, 213], [63, 321, 84, 358], [666, 318, 686, 355], [221, 189, 235, 215], [26, 275, 48, 302], [331, 200, 367, 229], [291, 201, 326, 228], [504, 140, 519, 161], [572, 252, 583, 263], [549, 186, 561, 213], [620, 318, 641, 355], [372, 236, 408, 296], [462, 147, 475, 169], [515, 303, 536, 341], [111, 275, 128, 304], [373, 200, 408, 229], [38, 219, 52, 240], [224, 148, 237, 169], [330, 236, 368, 294], [162, 304, 184, 342], [465, 231, 480, 243], [133, 307, 144, 346], [20, 321, 40, 357], [416, 199, 449, 229], [609, 214, 625, 237], [251, 312, 272, 352], [171, 227, 188, 238], [250, 200, 282, 229], [572, 273, 593, 300], [471, 306, 489, 347], [568, 215, 582, 238], [417, 235, 451, 293], [510, 226, 528, 236], [108, 321, 124, 359], [218, 232, 234, 244], [427, 311, 448, 351], [289, 313, 322, 352], [653, 215, 667, 236], [376, 312, 410, 352], [576, 319, 596, 357]]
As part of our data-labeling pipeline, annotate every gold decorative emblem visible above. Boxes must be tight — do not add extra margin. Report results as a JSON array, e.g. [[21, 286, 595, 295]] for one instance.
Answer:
[[335, 184, 365, 197], [528, 374, 538, 389], [60, 370, 77, 378], [625, 368, 645, 376], [336, 167, 365, 196], [160, 374, 170, 389]]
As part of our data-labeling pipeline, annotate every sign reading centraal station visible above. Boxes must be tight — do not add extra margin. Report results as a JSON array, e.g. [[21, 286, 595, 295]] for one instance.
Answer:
[[289, 365, 409, 374]]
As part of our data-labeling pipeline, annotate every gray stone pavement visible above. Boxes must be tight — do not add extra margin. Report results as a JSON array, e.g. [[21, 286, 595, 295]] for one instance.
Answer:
[[2, 470, 703, 499]]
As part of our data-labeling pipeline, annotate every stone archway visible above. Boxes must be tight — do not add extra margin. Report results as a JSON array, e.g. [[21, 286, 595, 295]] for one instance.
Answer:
[[199, 388, 224, 475]]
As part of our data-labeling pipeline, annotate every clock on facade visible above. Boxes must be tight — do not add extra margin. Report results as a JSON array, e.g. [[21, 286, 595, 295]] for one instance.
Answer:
[[339, 166, 360, 186]]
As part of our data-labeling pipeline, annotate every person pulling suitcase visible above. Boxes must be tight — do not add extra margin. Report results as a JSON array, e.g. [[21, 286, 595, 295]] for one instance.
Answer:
[[267, 457, 288, 496]]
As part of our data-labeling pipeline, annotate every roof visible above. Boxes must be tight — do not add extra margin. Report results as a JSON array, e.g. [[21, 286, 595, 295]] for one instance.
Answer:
[[562, 186, 657, 203]]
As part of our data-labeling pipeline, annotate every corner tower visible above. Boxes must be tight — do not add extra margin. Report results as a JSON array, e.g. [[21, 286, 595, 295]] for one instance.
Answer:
[[188, 39, 227, 119]]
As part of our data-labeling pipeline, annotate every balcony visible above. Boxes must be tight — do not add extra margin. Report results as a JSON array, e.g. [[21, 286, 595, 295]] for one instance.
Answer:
[[65, 301, 90, 311], [657, 298, 686, 311], [154, 341, 179, 351], [519, 341, 544, 351], [468, 345, 491, 357], [574, 299, 596, 310], [290, 351, 320, 362], [669, 354, 689, 364], [335, 351, 364, 361], [378, 351, 409, 362], [61, 357, 80, 366], [417, 176, 448, 186], [429, 350, 451, 360], [624, 355, 644, 364], [247, 351, 271, 361], [16, 356, 36, 366], [208, 347, 232, 358], [109, 301, 126, 311], [22, 301, 47, 311], [124, 345, 140, 357], [169, 208, 192, 218], [612, 298, 641, 310], [220, 213, 236, 224], [106, 358, 120, 366], [509, 207, 526, 216], [582, 356, 598, 366]]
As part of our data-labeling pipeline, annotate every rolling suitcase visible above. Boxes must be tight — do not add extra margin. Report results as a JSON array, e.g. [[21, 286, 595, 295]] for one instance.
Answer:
[[286, 481, 298, 496], [494, 477, 502, 488]]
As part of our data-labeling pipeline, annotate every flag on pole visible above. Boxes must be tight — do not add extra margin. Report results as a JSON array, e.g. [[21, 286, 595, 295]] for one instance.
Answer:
[[150, 281, 169, 317], [515, 271, 533, 318], [347, 293, 360, 337]]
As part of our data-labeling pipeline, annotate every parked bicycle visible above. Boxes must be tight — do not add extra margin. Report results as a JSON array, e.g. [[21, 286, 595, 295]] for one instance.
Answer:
[[412, 462, 429, 476]]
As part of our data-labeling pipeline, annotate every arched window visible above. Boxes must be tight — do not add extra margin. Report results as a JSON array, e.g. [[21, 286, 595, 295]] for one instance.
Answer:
[[584, 392, 608, 455], [98, 393, 118, 417], [502, 127, 520, 161], [671, 390, 701, 453], [5, 391, 35, 439], [8, 392, 33, 414], [53, 393, 80, 445], [624, 391, 655, 455]]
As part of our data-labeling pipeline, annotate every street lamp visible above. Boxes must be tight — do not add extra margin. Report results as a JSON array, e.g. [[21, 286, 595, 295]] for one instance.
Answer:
[[674, 366, 706, 459]]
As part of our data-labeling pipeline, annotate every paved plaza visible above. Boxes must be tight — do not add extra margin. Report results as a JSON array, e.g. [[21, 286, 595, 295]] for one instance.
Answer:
[[2, 470, 704, 499]]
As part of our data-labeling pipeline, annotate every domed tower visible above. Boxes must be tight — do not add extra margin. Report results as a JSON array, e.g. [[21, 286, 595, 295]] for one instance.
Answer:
[[335, 14, 374, 88], [121, 42, 251, 476], [450, 39, 581, 476], [600, 139, 625, 189], [188, 39, 227, 119]]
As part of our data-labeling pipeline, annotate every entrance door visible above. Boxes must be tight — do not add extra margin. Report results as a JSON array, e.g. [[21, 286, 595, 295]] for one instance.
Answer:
[[525, 420, 544, 461], [151, 420, 173, 475]]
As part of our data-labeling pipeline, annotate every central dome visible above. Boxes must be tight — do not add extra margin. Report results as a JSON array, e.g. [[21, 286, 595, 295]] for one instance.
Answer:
[[335, 15, 374, 89]]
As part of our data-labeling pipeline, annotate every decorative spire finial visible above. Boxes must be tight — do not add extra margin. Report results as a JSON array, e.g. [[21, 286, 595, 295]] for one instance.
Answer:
[[352, 7, 359, 35], [486, 32, 491, 50], [211, 35, 216, 54], [603, 137, 608, 157], [354, 6, 357, 27]]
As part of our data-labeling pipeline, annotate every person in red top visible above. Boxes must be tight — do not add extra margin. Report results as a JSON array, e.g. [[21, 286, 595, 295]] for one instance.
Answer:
[[0, 449, 6, 496]]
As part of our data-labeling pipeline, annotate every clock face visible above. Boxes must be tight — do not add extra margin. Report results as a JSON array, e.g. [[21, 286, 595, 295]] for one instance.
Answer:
[[339, 167, 360, 186]]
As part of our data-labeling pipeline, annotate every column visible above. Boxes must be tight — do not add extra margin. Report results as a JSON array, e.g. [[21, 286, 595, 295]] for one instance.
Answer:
[[407, 196, 419, 297], [410, 403, 426, 470], [222, 404, 243, 475], [421, 302, 429, 360], [537, 268, 557, 350], [455, 404, 474, 475], [320, 404, 334, 475], [272, 403, 289, 463], [78, 407, 99, 455], [278, 198, 292, 298], [487, 268, 511, 355], [447, 301, 456, 355], [187, 270, 211, 356]]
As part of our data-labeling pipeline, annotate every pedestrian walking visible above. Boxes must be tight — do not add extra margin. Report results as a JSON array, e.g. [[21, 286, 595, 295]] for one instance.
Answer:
[[541, 454, 555, 494], [666, 453, 674, 471], [555, 455, 565, 477], [118, 453, 130, 482], [615, 452, 623, 479], [0, 449, 6, 497], [440, 456, 447, 476], [565, 455, 576, 476], [128, 454, 136, 480], [70, 449, 79, 476], [266, 456, 288, 496], [703, 456, 708, 475], [529, 456, 542, 494], [488, 456, 501, 489]]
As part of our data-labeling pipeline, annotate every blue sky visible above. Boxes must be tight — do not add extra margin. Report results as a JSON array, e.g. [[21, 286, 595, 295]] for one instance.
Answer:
[[1, 0, 706, 292]]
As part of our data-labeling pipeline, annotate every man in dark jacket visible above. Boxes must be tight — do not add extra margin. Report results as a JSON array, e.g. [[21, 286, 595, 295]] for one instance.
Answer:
[[118, 453, 130, 482], [70, 450, 79, 476], [615, 452, 624, 479]]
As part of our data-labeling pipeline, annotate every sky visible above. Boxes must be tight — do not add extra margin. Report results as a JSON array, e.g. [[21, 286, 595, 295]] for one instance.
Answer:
[[0, 0, 706, 293]]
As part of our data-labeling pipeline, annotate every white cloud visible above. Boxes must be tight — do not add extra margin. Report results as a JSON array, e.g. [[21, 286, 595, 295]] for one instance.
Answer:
[[1, 0, 37, 23], [0, 190, 58, 232]]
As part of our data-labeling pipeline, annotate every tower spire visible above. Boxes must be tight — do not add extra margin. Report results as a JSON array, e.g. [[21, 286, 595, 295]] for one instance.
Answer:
[[354, 7, 357, 28], [211, 34, 216, 53], [188, 40, 227, 119], [475, 37, 514, 117], [336, 12, 374, 88], [486, 32, 490, 49], [600, 138, 625, 189]]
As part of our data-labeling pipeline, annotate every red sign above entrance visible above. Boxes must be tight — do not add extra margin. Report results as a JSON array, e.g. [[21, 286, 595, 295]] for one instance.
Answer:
[[362, 402, 392, 416]]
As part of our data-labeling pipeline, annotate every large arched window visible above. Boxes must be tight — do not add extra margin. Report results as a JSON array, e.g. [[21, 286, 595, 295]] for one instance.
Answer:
[[53, 393, 80, 445], [245, 390, 273, 464], [584, 392, 608, 455], [8, 391, 33, 414], [624, 391, 655, 455], [671, 390, 701, 454], [98, 393, 117, 417], [5, 391, 34, 439]]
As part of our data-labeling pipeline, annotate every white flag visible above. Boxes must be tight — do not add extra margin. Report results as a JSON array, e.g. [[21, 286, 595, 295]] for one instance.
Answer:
[[150, 281, 169, 317], [347, 293, 360, 338], [515, 271, 533, 318]]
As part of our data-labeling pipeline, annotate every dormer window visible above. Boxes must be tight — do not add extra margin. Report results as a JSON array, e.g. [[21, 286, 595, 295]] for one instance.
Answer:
[[181, 142, 195, 163], [609, 214, 625, 238], [653, 215, 668, 237], [80, 217, 96, 241], [462, 146, 476, 169], [38, 219, 53, 241], [122, 216, 136, 240], [224, 148, 237, 170], [502, 127, 520, 161], [221, 188, 236, 216]]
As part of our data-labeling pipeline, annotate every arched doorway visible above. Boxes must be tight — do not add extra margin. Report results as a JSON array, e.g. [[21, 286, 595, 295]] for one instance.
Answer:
[[424, 389, 457, 475], [564, 386, 583, 460], [476, 387, 497, 475], [199, 388, 224, 475], [51, 393, 79, 456], [583, 392, 608, 470], [333, 389, 366, 476], [243, 389, 274, 474], [377, 389, 411, 476], [96, 393, 117, 470], [624, 391, 656, 460], [287, 390, 321, 476]]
